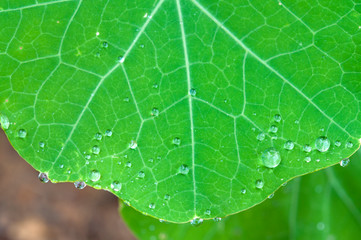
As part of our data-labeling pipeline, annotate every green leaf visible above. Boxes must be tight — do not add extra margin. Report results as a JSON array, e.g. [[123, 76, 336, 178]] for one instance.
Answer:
[[121, 150, 361, 240], [1, 0, 361, 222]]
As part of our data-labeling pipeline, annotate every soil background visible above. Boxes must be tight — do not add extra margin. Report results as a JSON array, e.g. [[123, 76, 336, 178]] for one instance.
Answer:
[[0, 130, 136, 240]]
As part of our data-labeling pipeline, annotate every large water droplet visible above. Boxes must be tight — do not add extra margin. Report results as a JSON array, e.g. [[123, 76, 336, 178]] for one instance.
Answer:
[[179, 164, 189, 175], [255, 180, 264, 189], [284, 140, 294, 150], [340, 159, 350, 167], [0, 115, 10, 130], [269, 125, 278, 133], [111, 181, 122, 191], [38, 172, 49, 183], [274, 114, 282, 123], [190, 217, 203, 226], [257, 133, 265, 141], [315, 136, 330, 152], [74, 181, 86, 189], [95, 132, 102, 141], [92, 145, 100, 155], [261, 148, 281, 168], [89, 170, 101, 182], [129, 140, 138, 149], [18, 129, 27, 138]]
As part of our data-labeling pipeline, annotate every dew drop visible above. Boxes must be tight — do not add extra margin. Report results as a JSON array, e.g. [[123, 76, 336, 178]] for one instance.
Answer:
[[241, 189, 247, 194], [179, 164, 189, 175], [149, 203, 156, 209], [257, 133, 265, 141], [173, 137, 181, 146], [39, 141, 45, 148], [148, 158, 154, 163], [340, 158, 350, 167], [190, 217, 203, 226], [268, 193, 274, 199], [335, 140, 341, 147], [117, 56, 125, 63], [59, 164, 64, 169], [255, 180, 264, 189], [138, 171, 145, 179], [269, 125, 278, 133], [92, 145, 100, 155], [213, 217, 222, 222], [151, 108, 159, 117], [102, 41, 108, 48], [111, 181, 122, 191], [315, 136, 330, 152], [38, 172, 49, 183], [303, 144, 312, 153], [164, 194, 170, 201], [189, 88, 197, 96], [123, 97, 130, 102], [89, 170, 101, 182], [204, 209, 211, 216], [304, 156, 311, 163], [18, 129, 27, 138], [346, 141, 354, 148], [284, 140, 294, 150], [105, 129, 112, 137], [126, 162, 132, 168], [0, 115, 10, 130], [95, 132, 102, 141], [74, 181, 86, 189], [85, 154, 91, 160], [261, 148, 281, 168], [129, 140, 138, 149], [274, 114, 282, 123]]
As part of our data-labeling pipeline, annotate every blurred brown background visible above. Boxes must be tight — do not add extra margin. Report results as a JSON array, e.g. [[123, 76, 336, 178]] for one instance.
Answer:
[[0, 130, 136, 240]]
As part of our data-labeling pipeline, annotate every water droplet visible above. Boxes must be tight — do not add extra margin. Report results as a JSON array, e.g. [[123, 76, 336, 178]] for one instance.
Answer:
[[179, 164, 189, 175], [129, 140, 138, 149], [173, 137, 181, 146], [148, 158, 154, 163], [59, 164, 64, 169], [164, 194, 170, 200], [74, 181, 86, 189], [213, 217, 221, 222], [190, 217, 203, 226], [38, 172, 49, 183], [204, 209, 211, 216], [257, 133, 265, 141], [151, 108, 159, 117], [268, 193, 274, 199], [111, 181, 122, 191], [340, 158, 350, 167], [105, 129, 112, 137], [0, 114, 10, 130], [126, 162, 132, 168], [189, 88, 197, 96], [117, 56, 125, 63], [269, 125, 278, 133], [335, 140, 341, 147], [284, 140, 294, 150], [294, 120, 299, 124], [102, 41, 108, 48], [149, 203, 156, 209], [304, 156, 311, 163], [153, 83, 158, 89], [140, 44, 145, 48], [85, 154, 91, 160], [315, 136, 330, 152], [39, 141, 45, 148], [92, 145, 100, 155], [138, 171, 145, 179], [95, 132, 102, 141], [89, 170, 101, 182], [274, 114, 282, 123], [241, 189, 246, 194], [261, 148, 281, 168], [303, 144, 312, 153], [346, 141, 354, 148], [255, 180, 264, 189], [123, 97, 130, 102], [17, 129, 27, 138]]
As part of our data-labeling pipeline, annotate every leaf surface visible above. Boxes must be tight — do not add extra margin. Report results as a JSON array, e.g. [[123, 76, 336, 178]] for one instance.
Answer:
[[121, 150, 361, 239], [1, 0, 361, 222]]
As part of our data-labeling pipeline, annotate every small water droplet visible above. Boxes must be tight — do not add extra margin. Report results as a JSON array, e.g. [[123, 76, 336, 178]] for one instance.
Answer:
[[117, 56, 125, 63], [111, 181, 122, 191], [92, 145, 100, 155], [138, 171, 145, 179], [38, 172, 49, 183], [268, 193, 274, 199], [89, 170, 101, 182], [129, 140, 138, 149], [123, 97, 130, 102], [95, 132, 102, 141], [189, 88, 196, 96], [151, 108, 159, 117], [304, 156, 311, 163], [126, 162, 132, 168], [74, 181, 86, 189], [148, 158, 154, 163], [303, 144, 312, 153], [257, 132, 265, 141], [340, 158, 350, 167], [85, 154, 91, 160], [274, 114, 282, 123], [105, 129, 112, 137], [153, 83, 158, 89], [149, 203, 156, 209], [17, 129, 27, 138], [346, 141, 354, 148], [179, 164, 189, 175], [335, 140, 341, 147], [0, 114, 10, 130], [269, 125, 278, 133], [315, 136, 330, 152], [190, 217, 203, 226], [39, 141, 45, 148], [140, 44, 145, 48], [173, 137, 181, 146], [164, 194, 170, 200], [204, 209, 211, 216], [102, 41, 108, 48], [262, 148, 281, 168], [59, 164, 64, 169], [284, 140, 294, 150], [213, 217, 222, 222], [294, 120, 299, 124], [241, 188, 246, 194], [255, 180, 264, 189]]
